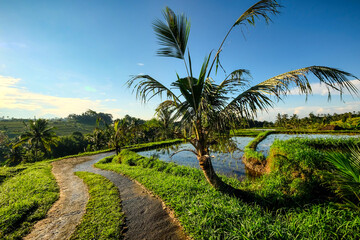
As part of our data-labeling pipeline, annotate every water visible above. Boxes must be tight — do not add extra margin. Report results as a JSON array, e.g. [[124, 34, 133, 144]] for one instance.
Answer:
[[138, 136, 254, 178], [139, 134, 359, 178], [257, 134, 360, 157]]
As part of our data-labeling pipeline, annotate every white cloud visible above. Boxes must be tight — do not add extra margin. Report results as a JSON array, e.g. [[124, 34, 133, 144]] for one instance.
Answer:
[[0, 75, 122, 118], [137, 63, 144, 66], [289, 79, 360, 96]]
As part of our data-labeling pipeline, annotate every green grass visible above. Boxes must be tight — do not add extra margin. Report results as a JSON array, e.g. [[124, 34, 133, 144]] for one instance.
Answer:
[[0, 162, 59, 239], [231, 129, 266, 137], [243, 130, 275, 162], [96, 151, 360, 239], [0, 147, 117, 239], [124, 139, 184, 152], [71, 172, 124, 240], [0, 165, 27, 184]]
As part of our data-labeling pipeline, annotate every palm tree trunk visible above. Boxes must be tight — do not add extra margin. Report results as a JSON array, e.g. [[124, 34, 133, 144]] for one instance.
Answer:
[[198, 154, 250, 200], [198, 155, 226, 190]]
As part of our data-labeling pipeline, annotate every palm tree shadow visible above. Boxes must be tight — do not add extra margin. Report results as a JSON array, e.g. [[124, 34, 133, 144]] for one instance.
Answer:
[[219, 179, 335, 212]]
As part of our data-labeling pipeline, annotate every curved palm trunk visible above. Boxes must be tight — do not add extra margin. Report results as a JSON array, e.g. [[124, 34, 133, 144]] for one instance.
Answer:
[[198, 155, 226, 190]]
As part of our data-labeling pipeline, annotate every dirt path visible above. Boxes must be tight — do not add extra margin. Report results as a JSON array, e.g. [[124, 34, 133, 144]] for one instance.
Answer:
[[74, 155, 187, 240], [24, 153, 110, 240], [24, 152, 187, 240]]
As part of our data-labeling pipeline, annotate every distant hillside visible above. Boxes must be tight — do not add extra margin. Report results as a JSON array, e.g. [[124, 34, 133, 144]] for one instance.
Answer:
[[0, 119, 96, 139]]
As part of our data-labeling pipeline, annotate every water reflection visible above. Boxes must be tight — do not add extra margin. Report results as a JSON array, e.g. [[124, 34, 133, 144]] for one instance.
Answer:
[[139, 134, 359, 178], [138, 136, 255, 178], [257, 134, 360, 157]]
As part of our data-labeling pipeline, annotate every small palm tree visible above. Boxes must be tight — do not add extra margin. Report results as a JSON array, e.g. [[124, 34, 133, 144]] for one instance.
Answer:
[[127, 0, 359, 190], [325, 146, 360, 211], [14, 119, 58, 161]]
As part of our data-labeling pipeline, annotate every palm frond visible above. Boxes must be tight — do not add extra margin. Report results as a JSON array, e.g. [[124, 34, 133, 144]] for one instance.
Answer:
[[258, 66, 359, 101], [153, 7, 190, 59], [234, 0, 281, 27], [127, 75, 179, 103], [325, 146, 360, 210], [208, 0, 280, 77], [224, 84, 275, 119], [217, 69, 251, 94]]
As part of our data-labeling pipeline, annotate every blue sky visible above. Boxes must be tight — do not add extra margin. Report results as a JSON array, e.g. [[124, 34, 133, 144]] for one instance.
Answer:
[[0, 0, 359, 121]]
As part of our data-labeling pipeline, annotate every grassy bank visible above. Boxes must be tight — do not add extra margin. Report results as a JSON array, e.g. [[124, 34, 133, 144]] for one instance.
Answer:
[[243, 130, 274, 162], [71, 172, 124, 240], [0, 162, 59, 239], [264, 137, 360, 201], [96, 150, 360, 239]]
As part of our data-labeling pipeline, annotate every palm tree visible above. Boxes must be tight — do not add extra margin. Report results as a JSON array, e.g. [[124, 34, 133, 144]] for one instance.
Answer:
[[325, 146, 360, 211], [127, 0, 359, 190], [109, 119, 130, 155], [14, 119, 58, 161], [155, 104, 177, 140]]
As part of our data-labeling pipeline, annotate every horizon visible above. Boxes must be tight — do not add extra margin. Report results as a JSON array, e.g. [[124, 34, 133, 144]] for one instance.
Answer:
[[1, 0, 359, 121]]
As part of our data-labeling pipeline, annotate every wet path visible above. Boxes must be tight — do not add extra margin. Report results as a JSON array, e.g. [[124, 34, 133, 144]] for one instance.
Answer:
[[73, 153, 187, 240]]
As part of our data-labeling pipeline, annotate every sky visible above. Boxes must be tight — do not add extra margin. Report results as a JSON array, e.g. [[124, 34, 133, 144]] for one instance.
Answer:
[[0, 0, 359, 122]]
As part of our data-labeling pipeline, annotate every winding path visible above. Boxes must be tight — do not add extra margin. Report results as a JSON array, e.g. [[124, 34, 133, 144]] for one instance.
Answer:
[[24, 153, 187, 240]]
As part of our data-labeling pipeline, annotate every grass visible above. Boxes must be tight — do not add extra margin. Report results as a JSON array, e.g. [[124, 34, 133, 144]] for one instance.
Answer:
[[96, 150, 360, 239], [124, 139, 184, 152], [71, 172, 124, 240], [243, 130, 275, 162], [0, 165, 27, 184], [0, 162, 59, 239], [0, 147, 117, 239]]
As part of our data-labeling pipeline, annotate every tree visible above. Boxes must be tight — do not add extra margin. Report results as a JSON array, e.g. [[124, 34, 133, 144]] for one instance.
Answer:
[[127, 0, 359, 190], [14, 119, 58, 161], [155, 105, 177, 140], [109, 119, 132, 155]]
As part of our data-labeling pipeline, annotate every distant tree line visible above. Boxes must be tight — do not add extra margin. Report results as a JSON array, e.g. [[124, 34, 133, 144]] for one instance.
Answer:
[[0, 109, 178, 166], [273, 111, 360, 130], [67, 109, 113, 125]]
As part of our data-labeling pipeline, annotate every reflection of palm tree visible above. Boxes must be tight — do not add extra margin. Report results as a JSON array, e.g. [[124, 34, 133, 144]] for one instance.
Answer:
[[14, 119, 58, 161], [128, 1, 359, 190]]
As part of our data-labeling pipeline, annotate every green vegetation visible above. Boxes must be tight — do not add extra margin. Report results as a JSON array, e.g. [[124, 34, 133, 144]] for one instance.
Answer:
[[71, 172, 124, 240], [0, 146, 117, 239], [0, 162, 59, 239], [231, 129, 267, 137], [325, 146, 360, 210], [0, 119, 95, 138], [126, 139, 183, 152], [244, 130, 274, 162], [96, 149, 360, 239], [0, 165, 27, 184], [0, 109, 181, 166], [127, 0, 358, 190], [263, 138, 360, 202], [274, 112, 360, 130], [14, 119, 59, 163]]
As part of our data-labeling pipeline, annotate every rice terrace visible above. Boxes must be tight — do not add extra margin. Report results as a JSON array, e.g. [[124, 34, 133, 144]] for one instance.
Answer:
[[1, 0, 360, 239]]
